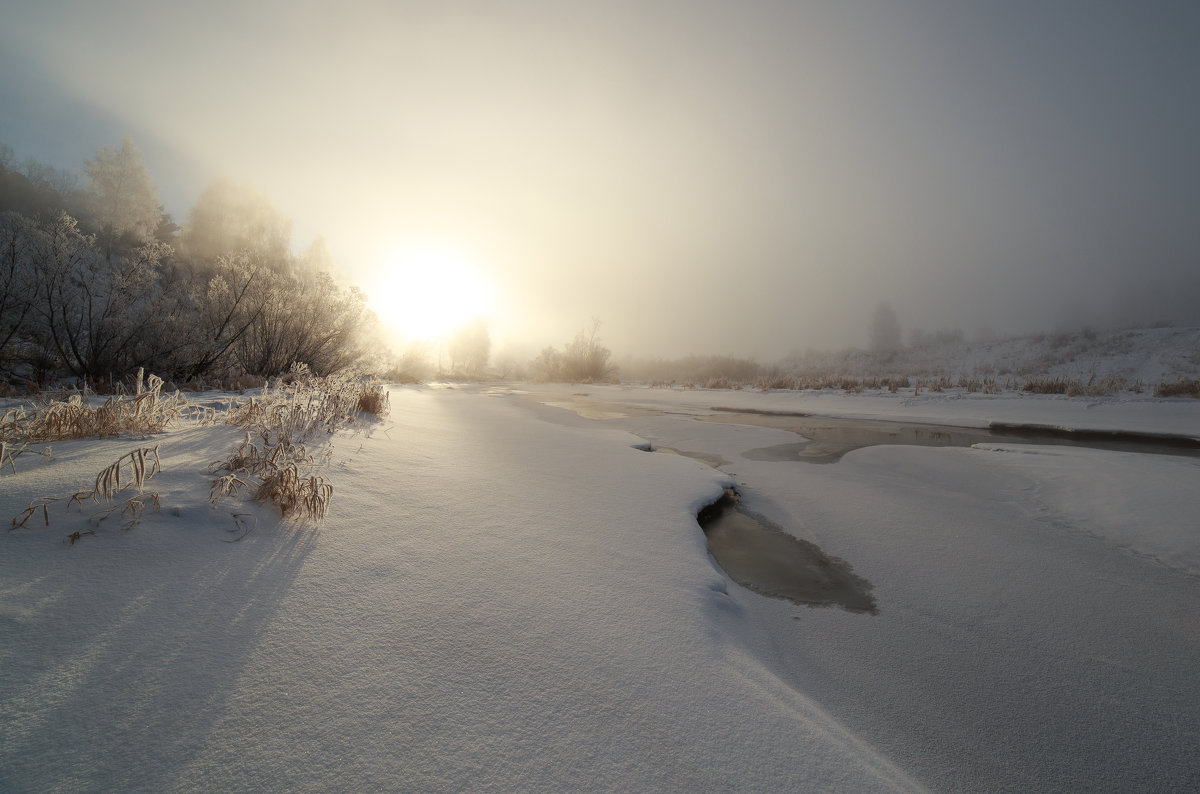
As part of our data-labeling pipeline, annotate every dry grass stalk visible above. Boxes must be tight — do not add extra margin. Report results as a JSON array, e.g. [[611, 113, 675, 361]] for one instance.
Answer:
[[90, 446, 161, 502], [10, 368, 383, 537], [756, 374, 797, 391], [1155, 378, 1200, 398], [223, 512, 257, 542], [90, 492, 161, 531], [210, 433, 311, 478], [1019, 375, 1129, 397], [10, 446, 162, 536], [180, 404, 220, 424], [71, 446, 162, 532], [225, 369, 388, 440], [209, 473, 249, 502], [1, 369, 186, 443], [1, 441, 52, 475], [11, 497, 61, 529], [357, 382, 390, 417], [253, 464, 333, 520], [210, 433, 330, 520], [209, 369, 385, 521]]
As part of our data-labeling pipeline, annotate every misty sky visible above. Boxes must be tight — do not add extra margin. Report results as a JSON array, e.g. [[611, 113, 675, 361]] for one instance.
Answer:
[[2, 1, 1199, 359]]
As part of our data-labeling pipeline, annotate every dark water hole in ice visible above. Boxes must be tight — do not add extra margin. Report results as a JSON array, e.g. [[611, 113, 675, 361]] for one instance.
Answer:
[[697, 489, 877, 614]]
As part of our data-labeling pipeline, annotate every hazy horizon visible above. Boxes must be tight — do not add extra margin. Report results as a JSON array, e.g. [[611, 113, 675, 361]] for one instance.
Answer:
[[4, 1, 1199, 361]]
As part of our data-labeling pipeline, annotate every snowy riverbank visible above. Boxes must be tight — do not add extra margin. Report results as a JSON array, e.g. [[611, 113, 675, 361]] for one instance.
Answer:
[[3, 384, 1198, 791]]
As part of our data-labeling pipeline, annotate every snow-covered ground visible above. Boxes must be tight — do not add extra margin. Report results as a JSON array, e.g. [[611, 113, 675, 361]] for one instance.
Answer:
[[3, 382, 1199, 791]]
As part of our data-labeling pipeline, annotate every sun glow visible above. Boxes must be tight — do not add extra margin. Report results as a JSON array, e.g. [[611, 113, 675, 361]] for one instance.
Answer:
[[369, 244, 498, 342]]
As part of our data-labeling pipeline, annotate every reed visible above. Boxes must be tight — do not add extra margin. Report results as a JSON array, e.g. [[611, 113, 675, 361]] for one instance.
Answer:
[[1154, 378, 1200, 398], [10, 446, 161, 536], [210, 368, 386, 521], [0, 369, 185, 444]]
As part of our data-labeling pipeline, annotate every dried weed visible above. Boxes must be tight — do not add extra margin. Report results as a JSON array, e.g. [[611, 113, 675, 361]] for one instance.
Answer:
[[1155, 378, 1200, 398], [1, 369, 186, 443]]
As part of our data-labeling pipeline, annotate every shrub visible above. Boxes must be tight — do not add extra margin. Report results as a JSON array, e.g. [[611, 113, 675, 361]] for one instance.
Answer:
[[532, 320, 616, 383], [357, 382, 390, 417], [1155, 379, 1200, 398], [756, 374, 800, 391]]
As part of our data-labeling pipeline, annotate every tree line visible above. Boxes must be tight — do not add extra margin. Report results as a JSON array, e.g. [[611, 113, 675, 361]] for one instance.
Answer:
[[0, 139, 372, 388]]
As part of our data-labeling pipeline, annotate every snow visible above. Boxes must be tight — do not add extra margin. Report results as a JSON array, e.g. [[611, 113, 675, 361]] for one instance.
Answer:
[[3, 381, 1200, 791], [515, 379, 1200, 437], [972, 443, 1200, 576]]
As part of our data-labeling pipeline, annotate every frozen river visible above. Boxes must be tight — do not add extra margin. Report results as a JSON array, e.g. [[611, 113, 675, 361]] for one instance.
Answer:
[[2, 382, 1197, 791], [511, 383, 1200, 792]]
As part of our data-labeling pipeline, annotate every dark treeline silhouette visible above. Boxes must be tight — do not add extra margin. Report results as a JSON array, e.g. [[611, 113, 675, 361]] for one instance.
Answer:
[[0, 139, 371, 388]]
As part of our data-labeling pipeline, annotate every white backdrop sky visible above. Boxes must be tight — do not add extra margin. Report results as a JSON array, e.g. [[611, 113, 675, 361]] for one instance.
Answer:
[[3, 1, 1199, 357]]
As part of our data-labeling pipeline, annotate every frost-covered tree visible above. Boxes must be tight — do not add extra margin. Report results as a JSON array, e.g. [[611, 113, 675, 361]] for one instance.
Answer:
[[235, 268, 369, 377], [82, 138, 161, 260], [0, 156, 70, 219], [25, 211, 175, 380], [182, 249, 272, 379], [0, 211, 38, 370], [449, 319, 491, 376], [532, 319, 615, 382], [22, 157, 78, 198], [181, 180, 291, 266], [25, 212, 101, 376], [0, 142, 376, 384]]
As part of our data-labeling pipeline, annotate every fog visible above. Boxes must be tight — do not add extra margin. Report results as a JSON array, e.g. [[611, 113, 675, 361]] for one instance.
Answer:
[[3, 1, 1199, 360]]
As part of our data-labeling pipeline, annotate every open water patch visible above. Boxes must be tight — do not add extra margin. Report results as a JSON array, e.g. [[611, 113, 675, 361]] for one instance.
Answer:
[[706, 409, 1200, 463], [697, 489, 877, 614]]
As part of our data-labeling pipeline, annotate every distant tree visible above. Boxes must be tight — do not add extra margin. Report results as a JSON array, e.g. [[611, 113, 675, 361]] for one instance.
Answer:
[[22, 157, 78, 198], [449, 319, 491, 376], [298, 235, 334, 273], [82, 138, 161, 260], [286, 275, 370, 375], [869, 301, 902, 354], [492, 346, 528, 380], [390, 340, 434, 382], [0, 161, 69, 219], [154, 206, 180, 243], [533, 319, 615, 382], [181, 180, 291, 266], [531, 345, 563, 381]]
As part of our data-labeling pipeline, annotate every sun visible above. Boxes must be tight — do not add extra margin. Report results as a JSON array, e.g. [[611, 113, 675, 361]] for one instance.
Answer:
[[368, 244, 498, 341]]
